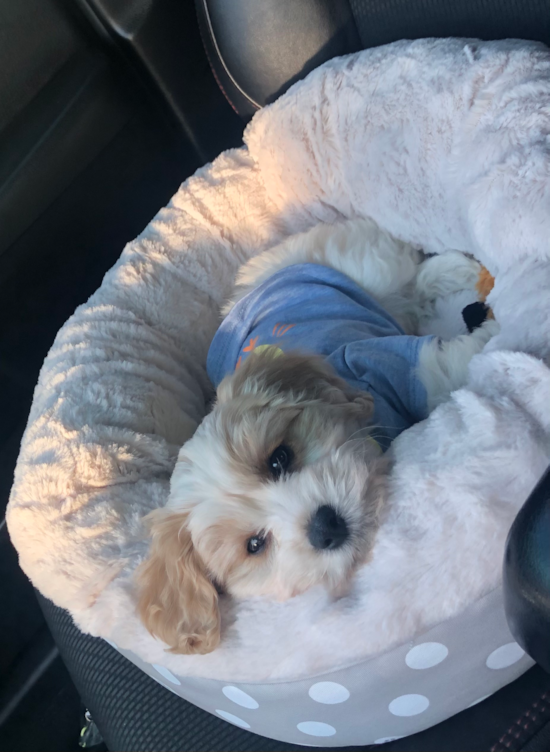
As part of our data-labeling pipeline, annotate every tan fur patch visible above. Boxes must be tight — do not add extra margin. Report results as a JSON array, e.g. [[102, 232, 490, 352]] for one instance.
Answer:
[[136, 509, 220, 655]]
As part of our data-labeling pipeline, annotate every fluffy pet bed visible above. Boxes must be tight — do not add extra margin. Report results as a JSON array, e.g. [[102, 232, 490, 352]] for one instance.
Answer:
[[8, 38, 550, 746]]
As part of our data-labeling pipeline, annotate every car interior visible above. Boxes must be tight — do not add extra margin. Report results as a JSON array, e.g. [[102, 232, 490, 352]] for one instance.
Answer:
[[1, 1, 549, 751]]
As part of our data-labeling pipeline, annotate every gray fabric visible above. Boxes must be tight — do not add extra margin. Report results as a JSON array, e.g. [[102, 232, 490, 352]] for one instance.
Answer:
[[110, 588, 532, 746]]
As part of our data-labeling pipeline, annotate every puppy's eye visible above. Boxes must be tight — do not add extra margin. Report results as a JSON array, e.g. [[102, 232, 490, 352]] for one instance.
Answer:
[[246, 534, 267, 555], [268, 444, 293, 480]]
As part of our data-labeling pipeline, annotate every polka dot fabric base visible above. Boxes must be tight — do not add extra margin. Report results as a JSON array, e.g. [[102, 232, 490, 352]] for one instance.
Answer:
[[110, 589, 532, 746]]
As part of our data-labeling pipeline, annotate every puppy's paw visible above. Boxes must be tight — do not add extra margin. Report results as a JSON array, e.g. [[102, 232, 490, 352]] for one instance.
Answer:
[[473, 317, 500, 343], [465, 316, 500, 355]]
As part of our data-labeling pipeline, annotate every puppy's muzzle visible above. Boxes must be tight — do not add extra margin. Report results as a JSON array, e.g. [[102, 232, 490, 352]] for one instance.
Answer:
[[307, 505, 349, 551]]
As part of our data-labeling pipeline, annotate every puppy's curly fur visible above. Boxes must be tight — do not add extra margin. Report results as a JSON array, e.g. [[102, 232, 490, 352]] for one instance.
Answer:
[[137, 219, 498, 654], [137, 348, 386, 654]]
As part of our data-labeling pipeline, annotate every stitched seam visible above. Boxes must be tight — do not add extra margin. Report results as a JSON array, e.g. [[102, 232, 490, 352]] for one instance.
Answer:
[[200, 27, 240, 115], [491, 695, 549, 751], [346, 0, 363, 46], [197, 0, 260, 111], [491, 691, 550, 752]]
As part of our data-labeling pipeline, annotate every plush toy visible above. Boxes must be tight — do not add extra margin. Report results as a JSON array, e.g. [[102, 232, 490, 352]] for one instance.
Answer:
[[462, 266, 495, 332]]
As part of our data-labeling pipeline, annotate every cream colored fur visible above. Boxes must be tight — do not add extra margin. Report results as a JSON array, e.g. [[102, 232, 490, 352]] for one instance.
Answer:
[[137, 219, 498, 653]]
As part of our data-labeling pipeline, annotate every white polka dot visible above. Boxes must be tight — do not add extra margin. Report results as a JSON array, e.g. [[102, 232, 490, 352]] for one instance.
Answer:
[[222, 686, 259, 709], [389, 694, 430, 716], [104, 638, 118, 650], [152, 664, 181, 685], [374, 737, 404, 744], [308, 681, 350, 704], [215, 710, 250, 729], [405, 642, 448, 669], [486, 642, 525, 669], [468, 693, 491, 707], [297, 721, 336, 737]]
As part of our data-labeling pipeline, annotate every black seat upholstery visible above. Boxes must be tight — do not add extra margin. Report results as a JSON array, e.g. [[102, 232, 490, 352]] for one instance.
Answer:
[[504, 467, 550, 675], [196, 0, 550, 118]]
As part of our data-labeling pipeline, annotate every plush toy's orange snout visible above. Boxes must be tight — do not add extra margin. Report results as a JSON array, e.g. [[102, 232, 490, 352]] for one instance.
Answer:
[[476, 266, 495, 301], [476, 266, 495, 318]]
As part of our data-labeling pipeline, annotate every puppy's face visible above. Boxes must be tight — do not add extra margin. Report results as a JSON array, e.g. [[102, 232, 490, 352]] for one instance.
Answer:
[[137, 351, 387, 654]]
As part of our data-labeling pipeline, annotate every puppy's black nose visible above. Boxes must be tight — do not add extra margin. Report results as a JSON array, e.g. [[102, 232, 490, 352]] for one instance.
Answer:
[[308, 505, 349, 551]]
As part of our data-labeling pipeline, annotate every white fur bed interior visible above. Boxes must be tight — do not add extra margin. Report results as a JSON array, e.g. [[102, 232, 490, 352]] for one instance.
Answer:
[[7, 37, 550, 730]]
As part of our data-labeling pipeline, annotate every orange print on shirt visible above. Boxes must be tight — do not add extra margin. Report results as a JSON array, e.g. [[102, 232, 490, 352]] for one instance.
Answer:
[[271, 324, 294, 337], [243, 336, 259, 352]]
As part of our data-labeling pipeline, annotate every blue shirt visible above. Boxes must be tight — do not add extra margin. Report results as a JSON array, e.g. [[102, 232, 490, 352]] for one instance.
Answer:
[[207, 264, 434, 449]]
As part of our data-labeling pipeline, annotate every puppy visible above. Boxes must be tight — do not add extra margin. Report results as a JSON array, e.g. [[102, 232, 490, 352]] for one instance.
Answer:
[[137, 219, 498, 654]]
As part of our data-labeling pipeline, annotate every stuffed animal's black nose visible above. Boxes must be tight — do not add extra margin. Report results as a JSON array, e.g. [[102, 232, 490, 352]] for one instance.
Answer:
[[307, 505, 349, 551], [462, 301, 490, 333]]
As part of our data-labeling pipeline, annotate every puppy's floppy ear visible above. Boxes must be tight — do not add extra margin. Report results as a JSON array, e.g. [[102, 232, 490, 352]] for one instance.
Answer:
[[136, 509, 220, 655]]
